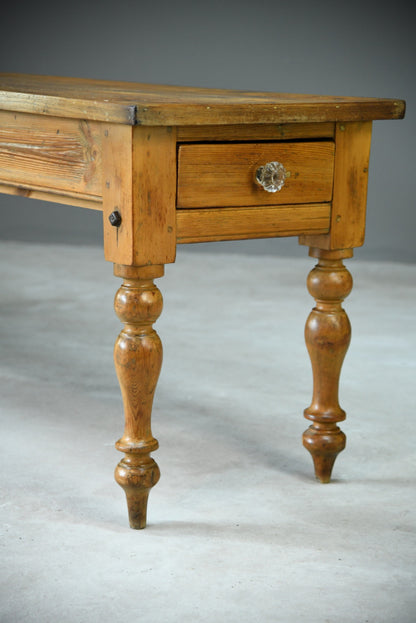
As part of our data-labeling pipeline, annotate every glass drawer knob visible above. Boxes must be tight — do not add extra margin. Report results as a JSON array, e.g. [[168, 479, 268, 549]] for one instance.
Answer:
[[255, 161, 287, 192]]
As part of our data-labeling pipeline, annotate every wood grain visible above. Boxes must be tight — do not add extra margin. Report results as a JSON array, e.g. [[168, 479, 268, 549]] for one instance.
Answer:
[[176, 204, 330, 243], [299, 121, 372, 250], [0, 110, 102, 200], [102, 124, 176, 266], [0, 180, 102, 210], [303, 248, 353, 482], [177, 122, 335, 142], [177, 141, 334, 209], [101, 124, 134, 264], [113, 263, 164, 529], [0, 74, 405, 126]]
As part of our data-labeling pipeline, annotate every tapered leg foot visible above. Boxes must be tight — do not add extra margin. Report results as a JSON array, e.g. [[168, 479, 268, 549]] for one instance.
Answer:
[[113, 264, 164, 529], [303, 248, 353, 482], [303, 423, 346, 483], [115, 456, 160, 529]]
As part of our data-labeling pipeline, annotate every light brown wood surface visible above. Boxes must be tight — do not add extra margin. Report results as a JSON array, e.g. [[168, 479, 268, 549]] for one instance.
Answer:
[[176, 204, 330, 243], [0, 110, 102, 201], [0, 74, 405, 125], [303, 248, 353, 481], [176, 122, 335, 142], [177, 141, 334, 209], [0, 74, 406, 528], [0, 181, 102, 210], [102, 124, 176, 266], [300, 121, 373, 250], [113, 264, 164, 529]]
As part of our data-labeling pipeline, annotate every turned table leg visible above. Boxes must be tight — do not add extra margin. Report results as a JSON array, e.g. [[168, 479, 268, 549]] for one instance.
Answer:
[[113, 263, 164, 529], [303, 248, 353, 483]]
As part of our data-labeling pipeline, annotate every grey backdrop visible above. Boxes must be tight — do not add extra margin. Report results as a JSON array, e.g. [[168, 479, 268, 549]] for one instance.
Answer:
[[1, 0, 414, 261]]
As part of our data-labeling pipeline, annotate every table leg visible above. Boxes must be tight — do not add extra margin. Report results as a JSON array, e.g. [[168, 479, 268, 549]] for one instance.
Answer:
[[303, 248, 353, 482], [113, 263, 164, 529]]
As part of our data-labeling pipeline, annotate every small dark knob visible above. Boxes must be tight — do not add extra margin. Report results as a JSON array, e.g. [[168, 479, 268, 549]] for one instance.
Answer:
[[109, 210, 122, 227]]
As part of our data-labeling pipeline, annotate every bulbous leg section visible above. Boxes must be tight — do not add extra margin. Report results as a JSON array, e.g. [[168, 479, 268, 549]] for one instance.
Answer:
[[113, 264, 164, 529], [115, 455, 160, 529], [303, 248, 353, 482], [303, 424, 346, 483]]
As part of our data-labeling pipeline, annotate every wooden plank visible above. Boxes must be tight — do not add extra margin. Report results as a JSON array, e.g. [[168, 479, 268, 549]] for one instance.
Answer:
[[177, 142, 334, 208], [102, 124, 177, 266], [0, 110, 102, 197], [299, 121, 372, 250], [0, 180, 102, 210], [131, 125, 177, 265], [177, 122, 335, 142], [0, 74, 406, 126], [176, 204, 330, 243], [102, 124, 134, 264], [0, 91, 136, 125], [136, 100, 405, 126]]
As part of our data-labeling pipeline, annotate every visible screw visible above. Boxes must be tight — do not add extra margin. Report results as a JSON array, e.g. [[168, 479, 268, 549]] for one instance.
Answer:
[[109, 210, 122, 227]]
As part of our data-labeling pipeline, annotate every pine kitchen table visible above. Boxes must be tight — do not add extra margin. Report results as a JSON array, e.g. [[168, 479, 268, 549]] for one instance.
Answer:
[[0, 74, 405, 528]]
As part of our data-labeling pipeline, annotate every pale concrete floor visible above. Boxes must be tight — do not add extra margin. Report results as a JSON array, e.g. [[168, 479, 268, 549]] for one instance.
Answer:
[[1, 241, 415, 623]]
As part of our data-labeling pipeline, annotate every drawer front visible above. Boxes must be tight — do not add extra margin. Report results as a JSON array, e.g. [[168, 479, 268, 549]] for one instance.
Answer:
[[177, 141, 334, 208]]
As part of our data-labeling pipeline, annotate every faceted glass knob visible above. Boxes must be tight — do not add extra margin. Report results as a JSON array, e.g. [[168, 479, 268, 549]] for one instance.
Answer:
[[255, 161, 286, 192]]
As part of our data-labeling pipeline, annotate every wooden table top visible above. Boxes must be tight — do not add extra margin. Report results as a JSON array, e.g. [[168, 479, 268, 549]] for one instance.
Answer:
[[0, 73, 406, 126]]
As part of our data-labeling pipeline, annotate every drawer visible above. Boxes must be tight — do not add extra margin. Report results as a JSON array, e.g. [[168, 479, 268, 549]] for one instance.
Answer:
[[177, 141, 334, 208]]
